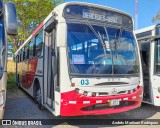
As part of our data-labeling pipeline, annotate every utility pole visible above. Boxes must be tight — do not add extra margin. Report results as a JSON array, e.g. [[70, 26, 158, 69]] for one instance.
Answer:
[[135, 0, 138, 30]]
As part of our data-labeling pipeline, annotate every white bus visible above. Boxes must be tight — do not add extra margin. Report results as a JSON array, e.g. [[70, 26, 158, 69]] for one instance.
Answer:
[[135, 24, 160, 106], [0, 0, 18, 119], [15, 2, 143, 116]]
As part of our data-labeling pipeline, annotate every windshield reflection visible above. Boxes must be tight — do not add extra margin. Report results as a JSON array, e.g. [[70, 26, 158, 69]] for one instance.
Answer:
[[67, 23, 140, 75]]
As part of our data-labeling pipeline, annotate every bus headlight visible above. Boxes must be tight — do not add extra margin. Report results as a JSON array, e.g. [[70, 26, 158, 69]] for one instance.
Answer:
[[0, 91, 5, 106]]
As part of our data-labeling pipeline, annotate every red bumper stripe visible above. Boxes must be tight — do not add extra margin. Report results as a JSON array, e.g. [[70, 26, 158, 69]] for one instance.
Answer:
[[60, 87, 143, 116]]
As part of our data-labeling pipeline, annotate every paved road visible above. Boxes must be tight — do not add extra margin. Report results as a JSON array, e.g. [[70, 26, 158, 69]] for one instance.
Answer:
[[3, 89, 160, 128]]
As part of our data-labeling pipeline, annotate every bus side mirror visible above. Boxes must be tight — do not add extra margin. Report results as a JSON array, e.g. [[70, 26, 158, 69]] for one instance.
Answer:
[[5, 2, 18, 35]]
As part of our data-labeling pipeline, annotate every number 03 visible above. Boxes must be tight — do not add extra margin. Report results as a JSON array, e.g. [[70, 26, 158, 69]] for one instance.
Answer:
[[81, 79, 89, 85]]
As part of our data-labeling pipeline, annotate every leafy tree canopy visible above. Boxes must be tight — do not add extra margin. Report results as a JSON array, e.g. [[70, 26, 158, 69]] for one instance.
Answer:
[[152, 11, 160, 23], [6, 0, 63, 51]]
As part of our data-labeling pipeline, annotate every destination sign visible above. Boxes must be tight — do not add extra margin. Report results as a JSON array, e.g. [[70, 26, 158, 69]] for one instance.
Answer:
[[82, 12, 120, 24], [63, 5, 133, 29]]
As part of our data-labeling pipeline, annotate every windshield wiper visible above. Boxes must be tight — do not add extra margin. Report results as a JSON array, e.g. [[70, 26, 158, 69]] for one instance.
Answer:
[[84, 20, 107, 58], [114, 27, 124, 59], [104, 27, 114, 74], [114, 33, 119, 59]]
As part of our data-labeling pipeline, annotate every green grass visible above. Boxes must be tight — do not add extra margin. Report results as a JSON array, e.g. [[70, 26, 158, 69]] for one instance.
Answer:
[[7, 73, 17, 91]]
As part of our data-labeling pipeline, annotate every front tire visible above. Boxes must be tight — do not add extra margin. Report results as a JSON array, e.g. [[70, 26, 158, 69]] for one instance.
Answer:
[[35, 87, 44, 110]]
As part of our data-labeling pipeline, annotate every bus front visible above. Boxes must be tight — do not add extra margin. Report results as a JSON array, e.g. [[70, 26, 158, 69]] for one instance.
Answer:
[[58, 3, 143, 116]]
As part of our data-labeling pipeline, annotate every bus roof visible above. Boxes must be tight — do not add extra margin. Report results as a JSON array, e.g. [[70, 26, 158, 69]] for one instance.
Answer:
[[134, 24, 158, 35], [15, 2, 133, 56]]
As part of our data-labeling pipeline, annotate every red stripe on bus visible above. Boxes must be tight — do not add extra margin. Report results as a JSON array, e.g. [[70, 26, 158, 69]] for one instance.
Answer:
[[31, 22, 44, 36], [60, 86, 143, 116]]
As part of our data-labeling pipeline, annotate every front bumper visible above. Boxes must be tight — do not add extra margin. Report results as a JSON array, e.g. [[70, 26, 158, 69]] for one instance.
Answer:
[[60, 87, 143, 116]]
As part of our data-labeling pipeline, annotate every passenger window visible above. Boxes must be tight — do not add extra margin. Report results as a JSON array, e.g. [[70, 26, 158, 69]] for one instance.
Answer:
[[17, 55, 19, 63], [35, 30, 43, 57], [21, 50, 23, 61], [23, 47, 25, 60], [25, 44, 29, 60], [19, 51, 22, 62], [29, 41, 34, 59], [141, 42, 150, 66]]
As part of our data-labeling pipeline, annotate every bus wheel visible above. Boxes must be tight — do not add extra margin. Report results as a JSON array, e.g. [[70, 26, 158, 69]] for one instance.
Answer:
[[35, 88, 43, 110]]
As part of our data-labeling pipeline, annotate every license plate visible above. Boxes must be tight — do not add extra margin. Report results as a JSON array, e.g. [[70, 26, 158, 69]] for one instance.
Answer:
[[109, 99, 120, 106]]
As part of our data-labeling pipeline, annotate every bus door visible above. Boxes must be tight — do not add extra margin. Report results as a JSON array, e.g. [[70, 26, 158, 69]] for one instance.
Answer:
[[140, 40, 151, 102], [44, 25, 60, 115]]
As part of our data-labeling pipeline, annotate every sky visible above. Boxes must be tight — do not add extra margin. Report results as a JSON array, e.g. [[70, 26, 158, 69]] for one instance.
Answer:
[[65, 0, 160, 30]]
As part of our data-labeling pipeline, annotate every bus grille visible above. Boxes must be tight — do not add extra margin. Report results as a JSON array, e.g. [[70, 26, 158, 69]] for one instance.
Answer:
[[81, 101, 135, 111]]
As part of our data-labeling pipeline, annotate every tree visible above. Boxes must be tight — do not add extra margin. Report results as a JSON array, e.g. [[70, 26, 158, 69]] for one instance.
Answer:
[[152, 11, 160, 23], [6, 0, 63, 51]]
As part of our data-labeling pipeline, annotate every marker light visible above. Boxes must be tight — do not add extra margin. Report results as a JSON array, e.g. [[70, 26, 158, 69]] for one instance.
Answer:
[[92, 92, 97, 97], [133, 89, 136, 92], [128, 90, 131, 94], [83, 91, 88, 96], [75, 88, 79, 93], [71, 83, 75, 87]]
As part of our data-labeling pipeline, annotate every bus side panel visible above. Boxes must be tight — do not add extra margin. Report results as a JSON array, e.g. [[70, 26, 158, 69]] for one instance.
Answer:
[[151, 76, 160, 106], [21, 60, 28, 88], [22, 58, 38, 89], [20, 58, 43, 97]]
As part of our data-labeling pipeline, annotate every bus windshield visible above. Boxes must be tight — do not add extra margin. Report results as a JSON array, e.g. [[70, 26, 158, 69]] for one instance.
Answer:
[[67, 23, 139, 75]]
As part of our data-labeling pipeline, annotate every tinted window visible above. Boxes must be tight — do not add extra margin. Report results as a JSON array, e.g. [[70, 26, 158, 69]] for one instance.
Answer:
[[35, 30, 43, 56], [19, 51, 22, 62], [155, 39, 160, 73], [29, 41, 34, 59], [67, 23, 139, 75], [25, 44, 29, 60], [23, 47, 25, 60], [141, 41, 150, 66]]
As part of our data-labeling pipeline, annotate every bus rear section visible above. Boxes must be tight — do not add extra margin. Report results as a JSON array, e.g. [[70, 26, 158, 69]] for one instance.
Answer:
[[15, 2, 143, 116], [135, 24, 160, 106]]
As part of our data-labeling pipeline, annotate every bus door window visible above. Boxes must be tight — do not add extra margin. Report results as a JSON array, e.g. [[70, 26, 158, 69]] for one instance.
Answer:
[[29, 41, 34, 59], [155, 39, 160, 73], [141, 40, 150, 100], [35, 30, 43, 57]]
